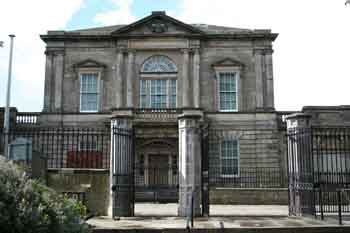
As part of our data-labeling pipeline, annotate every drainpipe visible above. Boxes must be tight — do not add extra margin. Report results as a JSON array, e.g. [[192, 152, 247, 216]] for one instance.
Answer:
[[4, 34, 15, 159]]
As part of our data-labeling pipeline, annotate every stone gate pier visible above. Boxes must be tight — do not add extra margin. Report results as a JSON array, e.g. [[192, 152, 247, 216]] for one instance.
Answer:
[[178, 110, 202, 216]]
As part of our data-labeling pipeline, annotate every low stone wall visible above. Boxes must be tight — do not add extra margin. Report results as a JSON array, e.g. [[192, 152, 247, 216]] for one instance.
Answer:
[[210, 188, 288, 205], [47, 170, 109, 215]]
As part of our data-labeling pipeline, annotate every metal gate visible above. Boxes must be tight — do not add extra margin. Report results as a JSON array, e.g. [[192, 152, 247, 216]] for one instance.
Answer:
[[111, 126, 134, 218], [287, 127, 315, 216], [287, 126, 350, 217], [134, 160, 179, 203], [201, 124, 210, 216]]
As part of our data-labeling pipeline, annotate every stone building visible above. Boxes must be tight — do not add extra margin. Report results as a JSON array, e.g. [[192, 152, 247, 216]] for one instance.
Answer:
[[35, 11, 285, 216]]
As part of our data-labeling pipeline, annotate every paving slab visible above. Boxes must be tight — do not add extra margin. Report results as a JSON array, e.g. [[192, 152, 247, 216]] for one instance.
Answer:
[[134, 204, 289, 217], [89, 216, 350, 233], [88, 204, 350, 232]]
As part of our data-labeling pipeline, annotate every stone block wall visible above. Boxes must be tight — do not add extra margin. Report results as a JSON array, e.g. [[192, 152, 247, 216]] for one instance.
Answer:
[[47, 171, 109, 215], [210, 188, 288, 205]]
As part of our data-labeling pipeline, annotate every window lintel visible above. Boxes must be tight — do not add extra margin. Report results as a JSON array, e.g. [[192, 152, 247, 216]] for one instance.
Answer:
[[212, 58, 244, 69]]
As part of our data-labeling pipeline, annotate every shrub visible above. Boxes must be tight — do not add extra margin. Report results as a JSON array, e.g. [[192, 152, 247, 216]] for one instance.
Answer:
[[0, 156, 91, 233]]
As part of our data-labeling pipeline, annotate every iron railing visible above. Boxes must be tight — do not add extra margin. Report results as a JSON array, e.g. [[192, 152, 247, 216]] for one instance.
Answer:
[[0, 127, 110, 169], [209, 167, 286, 188]]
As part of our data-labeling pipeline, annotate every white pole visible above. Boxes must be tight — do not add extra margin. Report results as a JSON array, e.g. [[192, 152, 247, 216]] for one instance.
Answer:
[[4, 34, 15, 159]]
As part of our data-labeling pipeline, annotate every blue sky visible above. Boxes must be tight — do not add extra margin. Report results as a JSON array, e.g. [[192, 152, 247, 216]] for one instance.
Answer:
[[66, 0, 180, 30], [0, 0, 349, 112]]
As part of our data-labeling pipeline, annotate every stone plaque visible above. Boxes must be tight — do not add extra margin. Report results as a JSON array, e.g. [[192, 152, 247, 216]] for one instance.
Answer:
[[9, 137, 32, 161]]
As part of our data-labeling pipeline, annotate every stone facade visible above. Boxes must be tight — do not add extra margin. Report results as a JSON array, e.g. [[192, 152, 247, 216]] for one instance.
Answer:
[[37, 11, 285, 216], [40, 11, 277, 115]]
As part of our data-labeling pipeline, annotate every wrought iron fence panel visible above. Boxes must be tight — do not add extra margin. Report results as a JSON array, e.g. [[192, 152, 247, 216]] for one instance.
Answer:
[[0, 127, 111, 169], [287, 126, 350, 217]]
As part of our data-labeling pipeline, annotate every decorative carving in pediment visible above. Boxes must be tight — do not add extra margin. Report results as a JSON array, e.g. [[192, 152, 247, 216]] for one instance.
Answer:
[[212, 58, 245, 68], [148, 19, 168, 33], [112, 11, 203, 35]]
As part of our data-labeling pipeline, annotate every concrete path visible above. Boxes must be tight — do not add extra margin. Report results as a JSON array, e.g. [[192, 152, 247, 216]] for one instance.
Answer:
[[88, 216, 350, 230], [88, 204, 350, 232], [134, 204, 289, 216]]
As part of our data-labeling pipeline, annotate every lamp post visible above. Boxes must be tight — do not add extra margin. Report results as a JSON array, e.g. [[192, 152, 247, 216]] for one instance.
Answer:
[[3, 34, 15, 159]]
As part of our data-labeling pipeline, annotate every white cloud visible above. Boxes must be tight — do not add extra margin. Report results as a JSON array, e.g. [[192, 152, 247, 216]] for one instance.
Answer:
[[94, 0, 136, 25], [0, 0, 84, 111], [176, 0, 350, 111]]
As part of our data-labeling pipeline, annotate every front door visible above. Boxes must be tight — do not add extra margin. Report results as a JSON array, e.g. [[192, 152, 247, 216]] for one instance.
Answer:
[[148, 154, 169, 186]]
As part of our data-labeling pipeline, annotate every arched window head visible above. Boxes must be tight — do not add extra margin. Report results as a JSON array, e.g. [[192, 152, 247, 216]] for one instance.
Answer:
[[141, 55, 177, 73]]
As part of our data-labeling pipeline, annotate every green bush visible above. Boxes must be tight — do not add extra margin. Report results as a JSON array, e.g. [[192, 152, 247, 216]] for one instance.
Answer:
[[0, 156, 91, 233]]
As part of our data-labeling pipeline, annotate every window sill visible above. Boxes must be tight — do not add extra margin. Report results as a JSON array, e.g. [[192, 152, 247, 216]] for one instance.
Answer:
[[221, 174, 240, 178], [79, 110, 99, 113], [219, 109, 238, 112]]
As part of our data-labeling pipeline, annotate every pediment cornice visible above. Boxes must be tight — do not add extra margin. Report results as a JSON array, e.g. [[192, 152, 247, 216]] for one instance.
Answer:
[[212, 58, 245, 68], [111, 11, 204, 35], [72, 59, 107, 69]]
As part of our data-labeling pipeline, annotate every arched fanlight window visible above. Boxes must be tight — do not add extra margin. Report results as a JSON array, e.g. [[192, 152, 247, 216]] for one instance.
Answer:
[[141, 55, 177, 73], [139, 55, 177, 108]]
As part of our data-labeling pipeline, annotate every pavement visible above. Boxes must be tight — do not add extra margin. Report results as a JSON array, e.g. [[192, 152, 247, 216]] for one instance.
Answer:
[[87, 204, 350, 231], [133, 204, 288, 217]]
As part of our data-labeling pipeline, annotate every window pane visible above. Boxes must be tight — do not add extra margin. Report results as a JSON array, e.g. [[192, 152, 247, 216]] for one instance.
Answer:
[[150, 80, 167, 108], [81, 73, 98, 93], [221, 140, 239, 176], [140, 80, 147, 108], [169, 79, 177, 108], [219, 73, 236, 111], [81, 93, 98, 111], [80, 73, 98, 111], [140, 79, 176, 108]]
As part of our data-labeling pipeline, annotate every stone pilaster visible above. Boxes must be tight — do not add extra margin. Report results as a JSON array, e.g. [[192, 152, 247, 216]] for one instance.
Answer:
[[193, 49, 200, 108], [182, 49, 190, 107], [115, 49, 124, 108], [126, 51, 134, 108], [285, 113, 313, 216], [178, 112, 202, 216], [265, 49, 275, 110], [254, 48, 264, 111], [53, 50, 64, 112], [109, 110, 134, 218], [43, 51, 54, 112]]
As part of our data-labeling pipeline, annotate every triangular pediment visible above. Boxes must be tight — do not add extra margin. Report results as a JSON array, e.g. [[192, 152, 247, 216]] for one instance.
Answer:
[[212, 58, 245, 67], [112, 11, 204, 35], [73, 59, 107, 68]]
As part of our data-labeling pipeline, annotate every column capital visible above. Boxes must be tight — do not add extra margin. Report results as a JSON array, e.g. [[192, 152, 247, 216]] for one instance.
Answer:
[[178, 111, 203, 129], [285, 113, 312, 129], [181, 48, 190, 54], [51, 49, 65, 56], [111, 113, 133, 129], [111, 109, 134, 119], [44, 50, 54, 56], [253, 48, 265, 55], [190, 48, 200, 54], [116, 47, 127, 54], [126, 49, 136, 54], [253, 48, 274, 55], [264, 48, 274, 55]]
